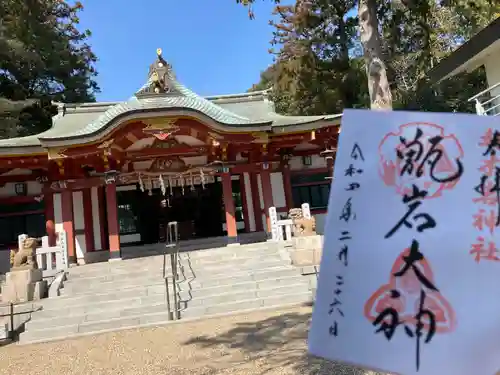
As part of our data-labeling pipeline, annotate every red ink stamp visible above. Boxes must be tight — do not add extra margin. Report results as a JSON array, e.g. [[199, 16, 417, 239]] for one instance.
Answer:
[[378, 122, 464, 199], [364, 243, 456, 334]]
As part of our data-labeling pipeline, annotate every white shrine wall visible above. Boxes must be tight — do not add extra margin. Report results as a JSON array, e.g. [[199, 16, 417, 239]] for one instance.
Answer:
[[271, 172, 287, 211], [91, 187, 103, 251], [72, 190, 86, 259]]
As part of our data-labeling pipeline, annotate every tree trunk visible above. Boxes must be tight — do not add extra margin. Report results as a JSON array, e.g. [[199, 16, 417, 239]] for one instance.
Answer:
[[358, 0, 393, 110]]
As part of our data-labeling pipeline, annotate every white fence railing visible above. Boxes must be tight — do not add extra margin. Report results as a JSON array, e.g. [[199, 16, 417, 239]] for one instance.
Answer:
[[17, 231, 69, 278], [468, 81, 500, 116], [269, 203, 312, 241]]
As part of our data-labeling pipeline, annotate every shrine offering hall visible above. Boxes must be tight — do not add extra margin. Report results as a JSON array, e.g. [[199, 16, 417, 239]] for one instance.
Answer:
[[0, 49, 340, 264]]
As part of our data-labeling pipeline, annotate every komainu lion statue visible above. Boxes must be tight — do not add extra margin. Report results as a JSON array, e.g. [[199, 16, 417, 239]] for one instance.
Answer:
[[10, 237, 39, 270], [288, 208, 316, 237]]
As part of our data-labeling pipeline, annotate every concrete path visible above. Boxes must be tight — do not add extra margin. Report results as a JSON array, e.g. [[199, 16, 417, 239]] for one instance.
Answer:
[[0, 304, 385, 375]]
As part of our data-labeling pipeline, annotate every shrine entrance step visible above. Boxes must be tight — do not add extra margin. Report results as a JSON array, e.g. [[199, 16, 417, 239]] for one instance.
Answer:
[[18, 240, 312, 344], [120, 231, 267, 260]]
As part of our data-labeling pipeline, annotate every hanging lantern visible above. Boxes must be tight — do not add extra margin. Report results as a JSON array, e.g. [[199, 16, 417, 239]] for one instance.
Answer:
[[139, 174, 145, 193], [147, 178, 153, 196], [190, 172, 195, 191], [168, 176, 173, 196], [200, 169, 205, 189], [180, 177, 185, 195], [159, 174, 166, 196]]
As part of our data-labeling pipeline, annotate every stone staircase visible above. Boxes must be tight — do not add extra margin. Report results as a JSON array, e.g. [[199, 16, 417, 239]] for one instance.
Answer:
[[19, 240, 312, 344]]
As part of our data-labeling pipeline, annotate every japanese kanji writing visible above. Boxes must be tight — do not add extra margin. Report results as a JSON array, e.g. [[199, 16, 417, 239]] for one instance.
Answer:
[[471, 128, 500, 262], [370, 126, 462, 371], [328, 142, 364, 338]]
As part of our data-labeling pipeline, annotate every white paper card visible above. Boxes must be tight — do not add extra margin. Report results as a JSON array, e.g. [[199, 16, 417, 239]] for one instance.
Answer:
[[308, 109, 500, 375]]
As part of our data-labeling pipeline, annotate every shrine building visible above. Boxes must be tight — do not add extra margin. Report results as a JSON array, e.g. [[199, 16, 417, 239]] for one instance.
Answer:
[[0, 49, 341, 265]]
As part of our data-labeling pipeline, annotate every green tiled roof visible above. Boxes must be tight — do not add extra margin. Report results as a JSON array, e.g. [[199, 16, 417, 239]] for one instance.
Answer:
[[0, 52, 341, 153]]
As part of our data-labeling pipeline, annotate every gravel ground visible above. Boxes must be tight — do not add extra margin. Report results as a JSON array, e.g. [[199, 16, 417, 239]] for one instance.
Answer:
[[0, 304, 385, 375]]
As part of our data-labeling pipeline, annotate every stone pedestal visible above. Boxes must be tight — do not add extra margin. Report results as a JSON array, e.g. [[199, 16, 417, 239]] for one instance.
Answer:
[[0, 322, 8, 340], [2, 269, 46, 303], [290, 248, 323, 266], [289, 235, 324, 266]]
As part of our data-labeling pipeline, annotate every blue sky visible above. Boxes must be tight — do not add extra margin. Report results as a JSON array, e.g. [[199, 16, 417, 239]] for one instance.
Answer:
[[78, 0, 278, 101]]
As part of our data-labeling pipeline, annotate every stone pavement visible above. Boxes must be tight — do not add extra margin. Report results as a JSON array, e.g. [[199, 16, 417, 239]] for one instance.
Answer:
[[0, 305, 385, 375]]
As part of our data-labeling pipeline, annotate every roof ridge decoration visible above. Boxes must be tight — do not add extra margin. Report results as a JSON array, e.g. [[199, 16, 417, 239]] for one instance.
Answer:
[[135, 48, 180, 98], [0, 49, 342, 151], [129, 49, 251, 123]]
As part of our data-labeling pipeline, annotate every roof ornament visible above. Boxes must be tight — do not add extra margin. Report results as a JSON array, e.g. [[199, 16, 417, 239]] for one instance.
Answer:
[[135, 48, 176, 97]]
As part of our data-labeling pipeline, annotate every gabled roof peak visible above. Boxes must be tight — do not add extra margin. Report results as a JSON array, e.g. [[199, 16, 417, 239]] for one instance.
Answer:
[[135, 48, 180, 98]]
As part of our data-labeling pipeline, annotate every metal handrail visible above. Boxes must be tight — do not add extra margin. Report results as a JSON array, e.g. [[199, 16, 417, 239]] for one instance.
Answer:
[[0, 302, 42, 341], [469, 80, 500, 102], [162, 221, 180, 321], [484, 102, 500, 114], [467, 80, 500, 116], [480, 93, 500, 107]]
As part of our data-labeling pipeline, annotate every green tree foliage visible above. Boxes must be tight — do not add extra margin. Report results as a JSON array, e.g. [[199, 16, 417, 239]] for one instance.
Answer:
[[385, 0, 498, 110], [441, 0, 499, 35], [250, 0, 369, 115], [246, 0, 499, 114], [0, 0, 99, 138]]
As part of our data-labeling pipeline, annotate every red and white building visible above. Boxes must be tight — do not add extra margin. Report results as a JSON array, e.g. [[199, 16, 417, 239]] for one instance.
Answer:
[[0, 50, 341, 264]]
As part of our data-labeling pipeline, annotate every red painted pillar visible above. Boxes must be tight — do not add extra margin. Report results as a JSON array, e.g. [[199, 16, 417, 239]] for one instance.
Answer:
[[221, 172, 238, 244], [82, 188, 95, 252], [61, 190, 76, 264], [239, 176, 250, 233], [44, 192, 56, 246], [282, 163, 294, 211], [105, 183, 121, 260], [249, 172, 263, 232], [260, 165, 274, 234], [98, 187, 107, 251]]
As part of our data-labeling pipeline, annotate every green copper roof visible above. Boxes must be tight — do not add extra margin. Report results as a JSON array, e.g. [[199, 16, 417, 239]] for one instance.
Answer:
[[0, 51, 341, 153]]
